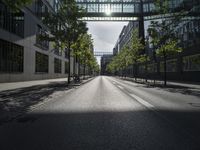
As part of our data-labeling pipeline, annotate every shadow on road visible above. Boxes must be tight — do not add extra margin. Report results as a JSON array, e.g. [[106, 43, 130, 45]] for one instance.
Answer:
[[0, 81, 72, 124], [121, 78, 200, 97], [0, 109, 200, 150], [141, 84, 200, 97]]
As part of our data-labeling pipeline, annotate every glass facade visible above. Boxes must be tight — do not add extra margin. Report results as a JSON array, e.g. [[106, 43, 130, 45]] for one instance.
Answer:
[[65, 61, 69, 74], [160, 59, 177, 73], [54, 48, 62, 56], [183, 54, 200, 71], [77, 0, 199, 21], [54, 58, 62, 73], [36, 25, 49, 50], [35, 0, 48, 20], [35, 51, 49, 73], [176, 19, 200, 49], [0, 39, 24, 73], [81, 17, 137, 21], [76, 0, 144, 16], [147, 63, 157, 73], [0, 2, 24, 37]]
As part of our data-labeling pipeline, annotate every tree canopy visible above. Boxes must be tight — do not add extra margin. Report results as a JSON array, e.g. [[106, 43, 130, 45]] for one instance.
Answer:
[[2, 0, 32, 11]]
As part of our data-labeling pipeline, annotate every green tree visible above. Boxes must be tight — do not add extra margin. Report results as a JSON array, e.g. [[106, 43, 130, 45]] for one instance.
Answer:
[[106, 29, 144, 78], [42, 0, 87, 84], [128, 29, 144, 81], [147, 0, 185, 86], [106, 56, 118, 74], [72, 33, 94, 79], [106, 45, 131, 77], [2, 0, 32, 11], [138, 54, 150, 82]]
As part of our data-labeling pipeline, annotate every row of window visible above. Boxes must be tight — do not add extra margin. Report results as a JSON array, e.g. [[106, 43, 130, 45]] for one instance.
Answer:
[[0, 2, 24, 37], [35, 0, 48, 20], [0, 39, 69, 74], [36, 25, 49, 50], [137, 54, 200, 74], [35, 52, 69, 74], [0, 39, 24, 73]]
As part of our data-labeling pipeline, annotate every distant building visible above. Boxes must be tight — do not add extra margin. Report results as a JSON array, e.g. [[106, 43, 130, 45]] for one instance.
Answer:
[[101, 54, 113, 75], [112, 3, 200, 82], [113, 21, 139, 55]]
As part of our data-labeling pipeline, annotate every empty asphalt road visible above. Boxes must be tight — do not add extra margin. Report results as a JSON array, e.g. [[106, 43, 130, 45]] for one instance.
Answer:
[[0, 76, 200, 150]]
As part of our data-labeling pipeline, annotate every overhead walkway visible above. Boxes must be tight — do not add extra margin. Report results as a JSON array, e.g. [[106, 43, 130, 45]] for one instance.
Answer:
[[76, 0, 199, 21], [94, 51, 113, 56]]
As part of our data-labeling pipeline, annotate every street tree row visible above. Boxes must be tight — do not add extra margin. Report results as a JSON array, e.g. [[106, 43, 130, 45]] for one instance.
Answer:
[[107, 0, 186, 86], [2, 0, 99, 83]]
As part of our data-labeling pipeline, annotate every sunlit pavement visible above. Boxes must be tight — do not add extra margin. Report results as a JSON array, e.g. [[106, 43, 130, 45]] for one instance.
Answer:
[[0, 76, 200, 150]]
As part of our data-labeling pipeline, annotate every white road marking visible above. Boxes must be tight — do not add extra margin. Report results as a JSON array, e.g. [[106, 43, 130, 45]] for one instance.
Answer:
[[130, 94, 154, 108], [117, 85, 125, 89]]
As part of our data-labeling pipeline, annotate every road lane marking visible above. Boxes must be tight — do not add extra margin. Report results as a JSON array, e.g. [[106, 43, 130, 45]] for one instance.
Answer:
[[117, 85, 124, 90], [129, 94, 154, 108]]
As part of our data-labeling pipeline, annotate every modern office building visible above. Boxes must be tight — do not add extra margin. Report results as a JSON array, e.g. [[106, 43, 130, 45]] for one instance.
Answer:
[[113, 21, 139, 55], [111, 1, 200, 81], [0, 0, 76, 83], [144, 11, 200, 81], [101, 54, 113, 75]]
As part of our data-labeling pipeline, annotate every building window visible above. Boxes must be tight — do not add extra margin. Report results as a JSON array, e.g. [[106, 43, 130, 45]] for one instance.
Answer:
[[35, 0, 48, 20], [54, 58, 62, 73], [35, 51, 49, 73], [138, 65, 145, 74], [65, 48, 69, 59], [36, 25, 49, 50], [0, 2, 24, 37], [147, 63, 157, 73], [160, 59, 177, 72], [183, 54, 200, 71], [0, 39, 23, 73], [54, 48, 62, 56], [65, 61, 69, 74]]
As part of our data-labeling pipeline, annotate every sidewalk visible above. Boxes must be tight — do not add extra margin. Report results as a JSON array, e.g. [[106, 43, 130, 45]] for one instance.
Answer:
[[118, 77, 200, 89], [0, 76, 94, 125], [0, 76, 93, 92]]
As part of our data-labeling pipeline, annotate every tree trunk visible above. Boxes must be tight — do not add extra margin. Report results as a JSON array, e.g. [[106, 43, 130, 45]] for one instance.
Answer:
[[78, 59, 80, 78], [145, 57, 148, 83], [68, 41, 71, 84], [135, 63, 137, 82], [164, 54, 167, 86], [83, 64, 86, 80], [73, 52, 76, 76]]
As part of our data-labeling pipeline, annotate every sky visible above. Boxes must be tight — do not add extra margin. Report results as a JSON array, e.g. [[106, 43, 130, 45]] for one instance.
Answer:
[[87, 22, 128, 64], [86, 21, 150, 65], [87, 22, 128, 52]]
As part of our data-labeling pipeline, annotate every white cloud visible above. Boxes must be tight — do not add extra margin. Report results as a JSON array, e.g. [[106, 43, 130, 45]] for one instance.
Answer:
[[87, 22, 128, 52]]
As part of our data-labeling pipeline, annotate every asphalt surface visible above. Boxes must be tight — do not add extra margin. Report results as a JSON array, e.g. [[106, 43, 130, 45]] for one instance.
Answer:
[[0, 76, 200, 150]]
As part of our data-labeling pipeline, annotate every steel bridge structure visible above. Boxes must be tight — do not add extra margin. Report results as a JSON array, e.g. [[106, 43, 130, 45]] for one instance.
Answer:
[[76, 0, 199, 43], [94, 51, 113, 56], [76, 0, 198, 21]]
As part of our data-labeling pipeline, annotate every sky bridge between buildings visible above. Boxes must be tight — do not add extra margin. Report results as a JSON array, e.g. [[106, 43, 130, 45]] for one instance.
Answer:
[[76, 0, 198, 21], [94, 51, 113, 56]]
